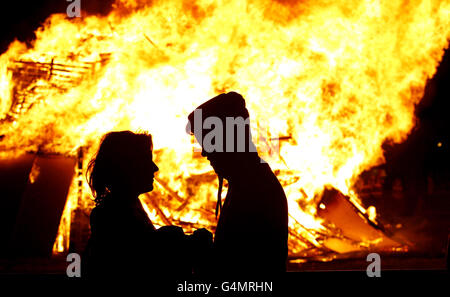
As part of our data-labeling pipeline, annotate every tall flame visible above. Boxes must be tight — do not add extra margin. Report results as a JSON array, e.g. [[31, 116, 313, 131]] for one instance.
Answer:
[[0, 0, 449, 255]]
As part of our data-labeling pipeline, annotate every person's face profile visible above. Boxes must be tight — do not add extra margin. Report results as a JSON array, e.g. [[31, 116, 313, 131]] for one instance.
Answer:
[[201, 149, 217, 172], [132, 148, 159, 195], [201, 149, 231, 178]]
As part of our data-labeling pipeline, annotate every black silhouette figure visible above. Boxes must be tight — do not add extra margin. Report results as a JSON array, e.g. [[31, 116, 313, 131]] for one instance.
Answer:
[[83, 131, 209, 278], [187, 92, 289, 274]]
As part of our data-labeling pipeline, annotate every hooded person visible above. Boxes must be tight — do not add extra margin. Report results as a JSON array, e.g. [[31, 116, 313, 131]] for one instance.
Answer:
[[186, 91, 288, 274]]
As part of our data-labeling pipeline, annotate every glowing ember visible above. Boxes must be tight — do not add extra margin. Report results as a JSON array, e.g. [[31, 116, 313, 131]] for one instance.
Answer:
[[0, 0, 449, 256]]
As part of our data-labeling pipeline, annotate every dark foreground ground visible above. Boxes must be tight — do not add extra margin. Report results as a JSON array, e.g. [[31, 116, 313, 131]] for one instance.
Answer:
[[0, 252, 448, 294], [0, 190, 448, 295], [1, 194, 449, 273]]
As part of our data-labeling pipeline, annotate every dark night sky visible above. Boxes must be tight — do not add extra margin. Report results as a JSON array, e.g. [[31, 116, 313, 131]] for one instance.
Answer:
[[0, 0, 114, 52], [0, 0, 448, 178]]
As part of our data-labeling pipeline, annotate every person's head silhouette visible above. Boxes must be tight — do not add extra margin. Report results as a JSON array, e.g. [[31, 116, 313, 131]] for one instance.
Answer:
[[186, 92, 259, 179], [87, 130, 159, 206], [187, 92, 260, 217]]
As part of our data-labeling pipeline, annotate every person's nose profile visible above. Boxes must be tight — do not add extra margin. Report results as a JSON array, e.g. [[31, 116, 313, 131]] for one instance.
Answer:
[[152, 161, 159, 173]]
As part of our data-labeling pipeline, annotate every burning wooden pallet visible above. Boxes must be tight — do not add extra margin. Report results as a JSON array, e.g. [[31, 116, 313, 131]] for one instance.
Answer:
[[3, 55, 110, 122], [0, 55, 111, 255]]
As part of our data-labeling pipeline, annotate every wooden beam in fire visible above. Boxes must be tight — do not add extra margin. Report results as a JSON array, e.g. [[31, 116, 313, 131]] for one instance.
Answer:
[[3, 55, 111, 122], [68, 146, 91, 253]]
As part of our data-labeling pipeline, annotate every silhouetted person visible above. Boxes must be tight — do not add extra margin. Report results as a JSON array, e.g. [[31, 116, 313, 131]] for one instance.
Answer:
[[83, 131, 204, 278], [187, 92, 289, 274]]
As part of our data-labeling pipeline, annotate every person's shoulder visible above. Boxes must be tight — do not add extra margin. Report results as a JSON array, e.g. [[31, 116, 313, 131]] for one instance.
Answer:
[[90, 204, 100, 220], [257, 162, 284, 189], [89, 201, 119, 226], [89, 204, 107, 227], [254, 163, 288, 210]]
